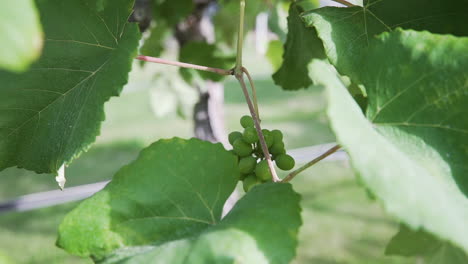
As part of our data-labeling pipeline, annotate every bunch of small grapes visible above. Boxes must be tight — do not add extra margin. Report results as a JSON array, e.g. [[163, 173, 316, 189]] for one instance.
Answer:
[[229, 115, 295, 192]]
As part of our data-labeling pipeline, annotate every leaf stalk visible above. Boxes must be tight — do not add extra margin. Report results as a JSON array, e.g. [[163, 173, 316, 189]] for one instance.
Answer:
[[136, 55, 233, 76], [282, 145, 341, 182]]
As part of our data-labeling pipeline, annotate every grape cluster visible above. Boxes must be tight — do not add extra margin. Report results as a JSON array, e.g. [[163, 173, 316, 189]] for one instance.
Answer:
[[229, 115, 295, 192]]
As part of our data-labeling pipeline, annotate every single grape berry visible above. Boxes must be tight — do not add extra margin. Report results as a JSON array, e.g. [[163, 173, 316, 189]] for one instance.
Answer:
[[228, 131, 243, 145], [238, 156, 257, 174], [240, 172, 252, 181], [276, 154, 295, 171], [232, 138, 253, 157], [270, 141, 286, 155], [271, 129, 283, 142], [262, 129, 274, 148], [243, 127, 259, 144], [243, 175, 260, 192], [255, 160, 271, 181], [240, 115, 254, 128]]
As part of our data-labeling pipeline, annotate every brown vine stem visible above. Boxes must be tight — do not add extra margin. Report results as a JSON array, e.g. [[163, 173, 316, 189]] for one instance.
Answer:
[[236, 74, 280, 182], [241, 67, 260, 120], [136, 55, 233, 76], [331, 0, 355, 7], [282, 145, 341, 183]]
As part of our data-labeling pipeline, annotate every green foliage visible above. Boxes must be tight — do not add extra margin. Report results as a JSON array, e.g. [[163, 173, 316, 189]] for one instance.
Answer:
[[0, 0, 43, 72], [214, 0, 266, 47], [310, 49, 468, 255], [301, 0, 468, 254], [139, 23, 169, 59], [57, 138, 240, 259], [0, 0, 140, 174], [266, 40, 283, 71], [1, 0, 467, 262], [272, 2, 325, 90], [98, 183, 301, 264], [302, 0, 468, 83], [57, 139, 301, 263], [386, 225, 468, 263], [153, 0, 194, 27], [179, 42, 235, 82]]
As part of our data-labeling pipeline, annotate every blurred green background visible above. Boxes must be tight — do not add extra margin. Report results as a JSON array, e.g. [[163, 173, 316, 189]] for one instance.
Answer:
[[0, 37, 413, 264]]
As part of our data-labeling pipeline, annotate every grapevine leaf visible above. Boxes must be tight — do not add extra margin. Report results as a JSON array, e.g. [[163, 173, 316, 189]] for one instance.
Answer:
[[364, 0, 468, 37], [0, 0, 43, 72], [178, 42, 235, 82], [153, 0, 194, 27], [98, 183, 302, 264], [386, 225, 468, 263], [57, 138, 302, 263], [309, 30, 468, 252], [57, 138, 240, 259], [139, 22, 169, 59], [0, 0, 140, 174], [272, 2, 325, 90], [302, 0, 468, 82]]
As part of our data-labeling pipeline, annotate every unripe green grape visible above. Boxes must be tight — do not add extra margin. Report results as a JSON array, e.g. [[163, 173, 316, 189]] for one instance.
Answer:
[[255, 160, 271, 181], [243, 127, 259, 144], [228, 131, 242, 145], [270, 141, 286, 155], [240, 115, 254, 128], [238, 156, 257, 174], [271, 129, 283, 142], [240, 172, 252, 181], [243, 175, 260, 192], [262, 129, 274, 148], [276, 154, 295, 171], [232, 138, 253, 157]]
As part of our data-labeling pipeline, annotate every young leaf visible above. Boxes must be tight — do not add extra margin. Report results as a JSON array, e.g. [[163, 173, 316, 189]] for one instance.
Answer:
[[272, 2, 325, 90], [386, 225, 468, 263], [0, 0, 140, 174], [309, 29, 468, 253], [0, 0, 43, 72], [57, 138, 302, 263]]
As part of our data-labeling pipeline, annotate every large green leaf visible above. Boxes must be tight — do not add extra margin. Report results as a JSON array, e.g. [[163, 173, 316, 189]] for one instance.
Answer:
[[57, 138, 240, 259], [99, 183, 301, 264], [272, 2, 325, 90], [301, 0, 468, 82], [309, 29, 468, 252], [386, 225, 468, 263], [0, 0, 140, 174], [57, 138, 302, 263], [0, 0, 43, 72]]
